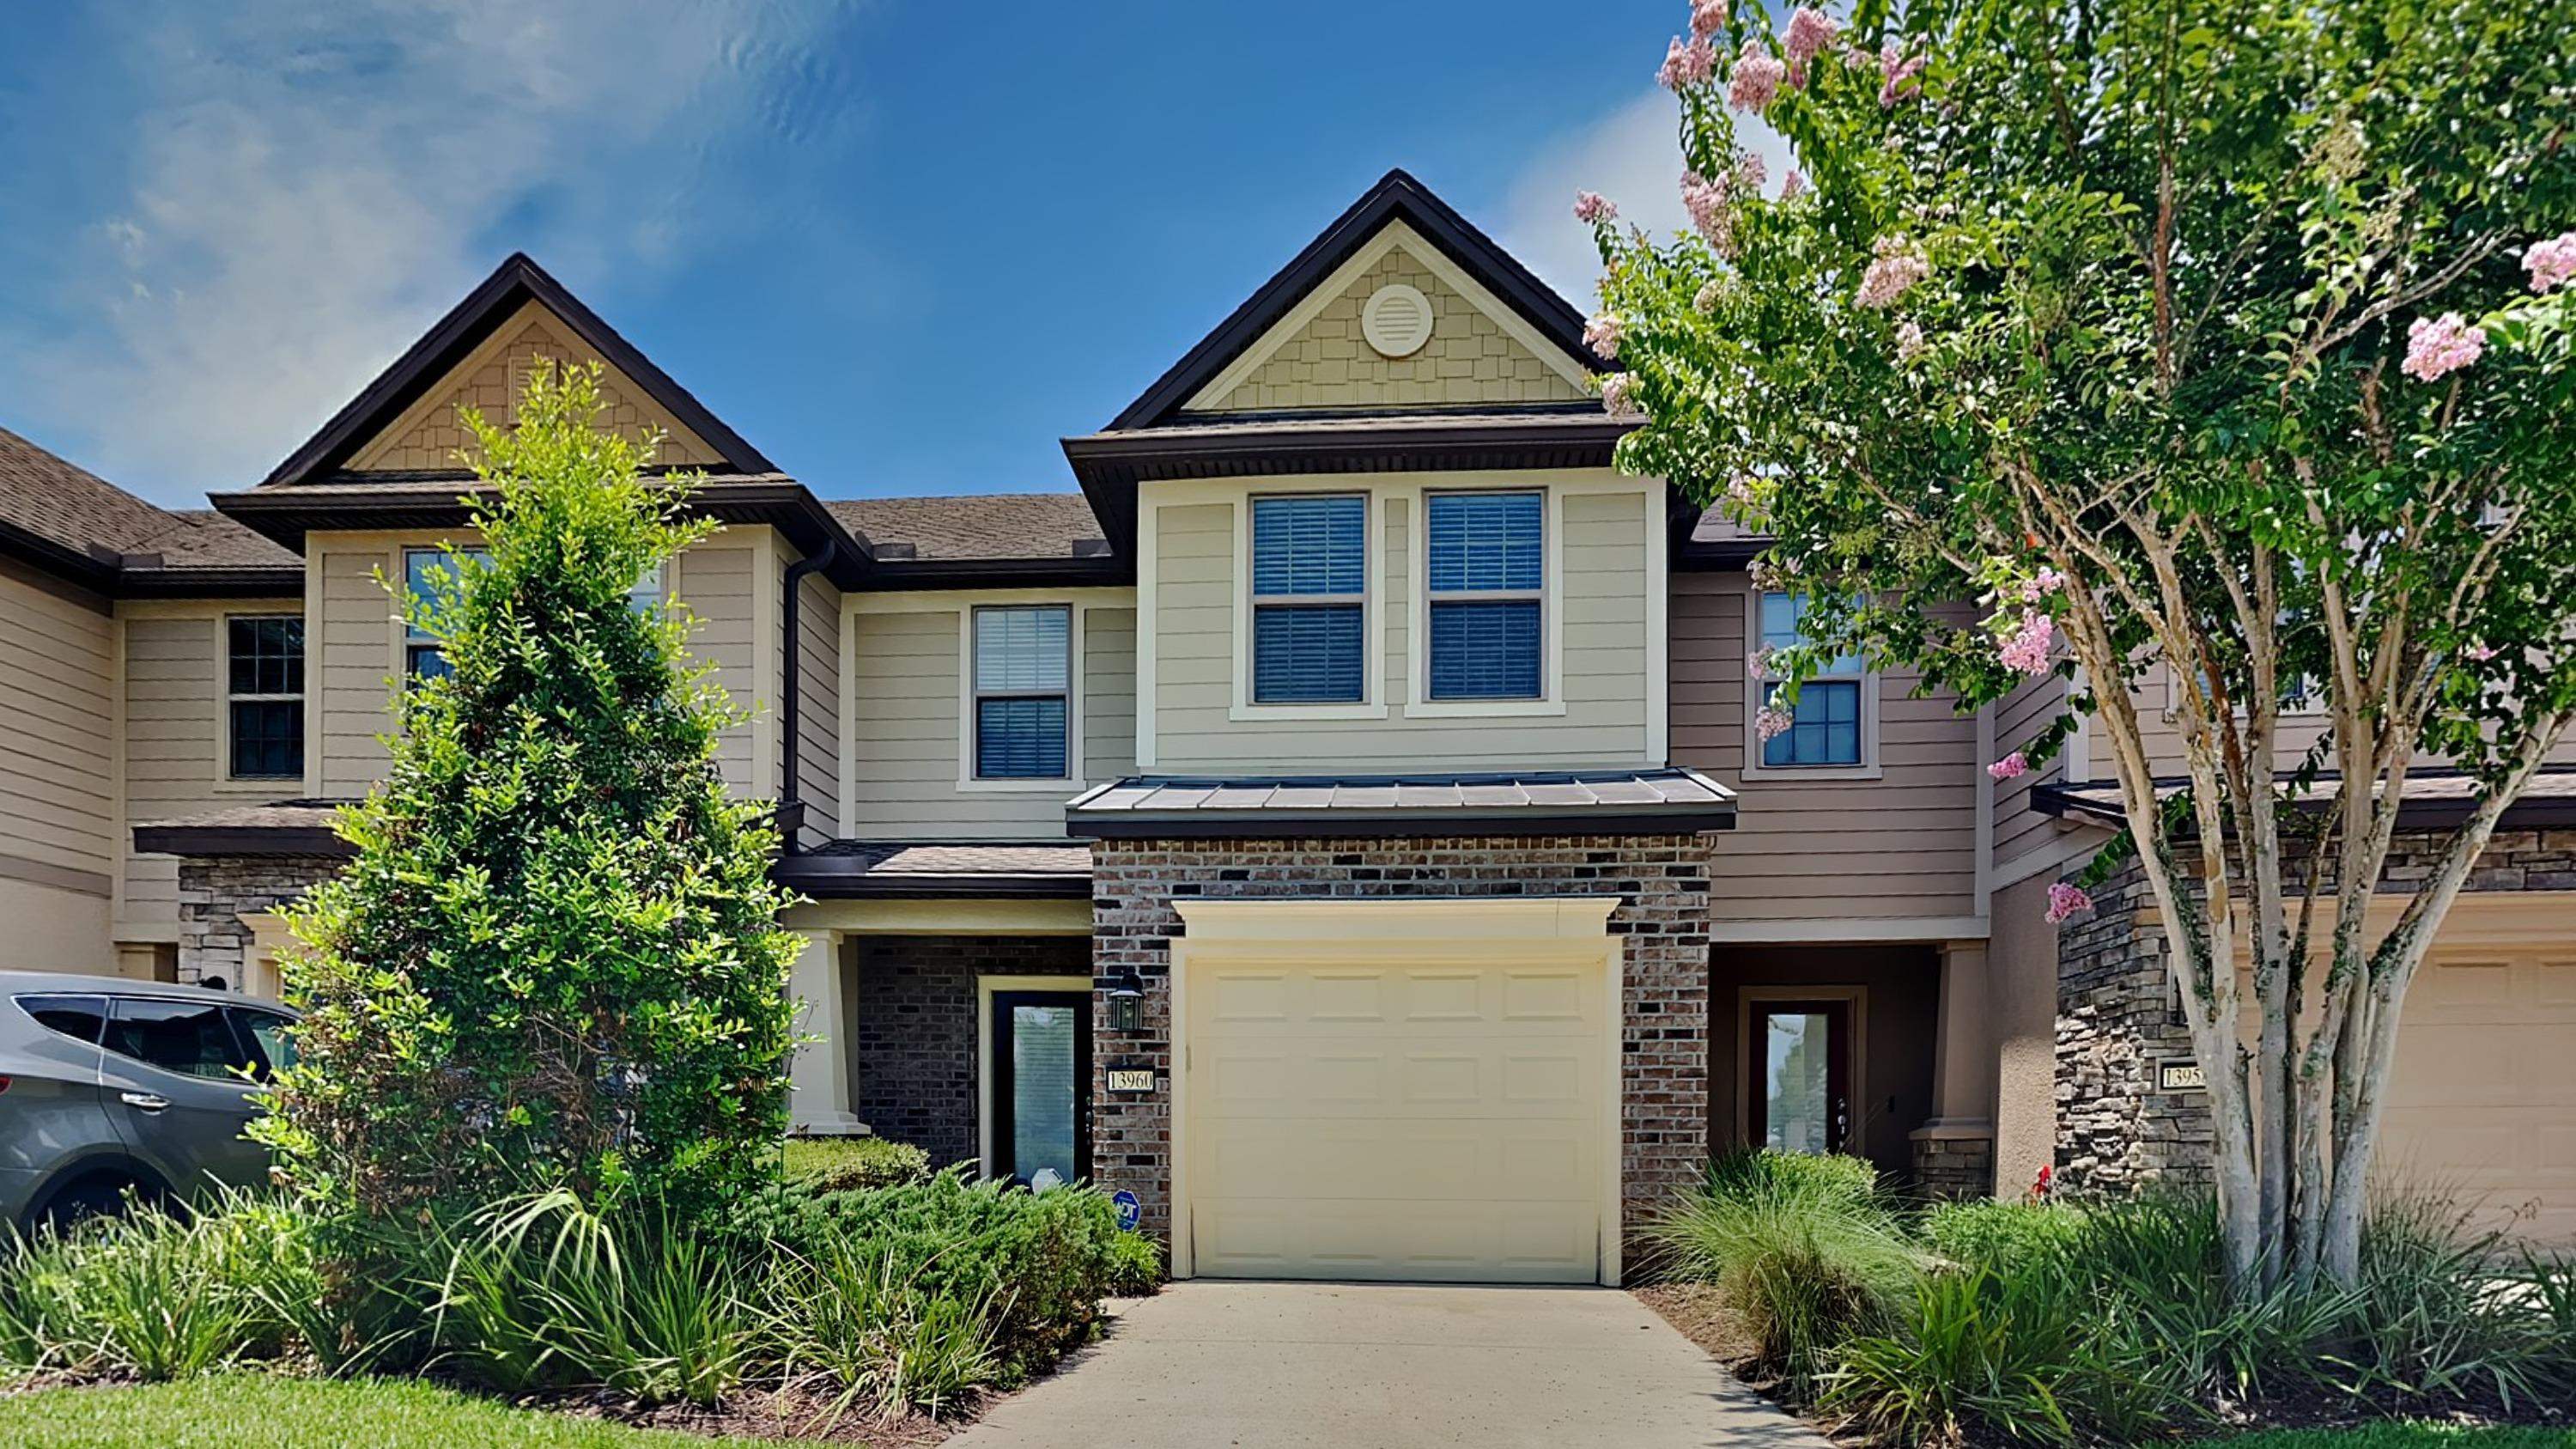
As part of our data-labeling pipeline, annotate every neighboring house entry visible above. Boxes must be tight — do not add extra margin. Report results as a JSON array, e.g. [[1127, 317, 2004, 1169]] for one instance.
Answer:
[[1169, 898, 1625, 1286]]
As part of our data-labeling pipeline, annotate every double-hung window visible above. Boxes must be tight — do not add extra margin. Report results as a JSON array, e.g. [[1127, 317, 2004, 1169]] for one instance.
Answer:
[[1249, 494, 1367, 704], [974, 606, 1071, 780], [1425, 490, 1544, 700], [1759, 592, 1867, 768], [404, 546, 489, 679], [225, 617, 304, 780]]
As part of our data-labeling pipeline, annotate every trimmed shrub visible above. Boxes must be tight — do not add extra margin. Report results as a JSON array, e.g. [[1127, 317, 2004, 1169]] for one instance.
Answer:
[[1922, 1198, 2087, 1274], [781, 1137, 930, 1194]]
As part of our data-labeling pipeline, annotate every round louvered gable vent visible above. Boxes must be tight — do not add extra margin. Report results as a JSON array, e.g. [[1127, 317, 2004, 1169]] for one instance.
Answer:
[[1360, 283, 1435, 358]]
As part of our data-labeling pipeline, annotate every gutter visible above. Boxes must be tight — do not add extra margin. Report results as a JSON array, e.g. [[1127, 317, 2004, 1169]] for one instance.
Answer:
[[775, 537, 839, 854]]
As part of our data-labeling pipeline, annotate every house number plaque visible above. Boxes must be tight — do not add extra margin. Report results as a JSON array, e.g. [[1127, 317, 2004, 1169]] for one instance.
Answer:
[[1106, 1068, 1156, 1093], [2158, 1061, 2208, 1091]]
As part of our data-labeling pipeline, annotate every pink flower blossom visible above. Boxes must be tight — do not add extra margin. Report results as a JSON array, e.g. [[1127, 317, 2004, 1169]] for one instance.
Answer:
[[1783, 7, 1838, 66], [1895, 320, 1925, 362], [1987, 752, 2030, 781], [1747, 644, 1775, 680], [1997, 609, 2056, 675], [1690, 0, 1727, 38], [1878, 43, 1926, 107], [1681, 171, 1736, 258], [1856, 236, 1929, 308], [1600, 372, 1644, 420], [1734, 151, 1767, 192], [1781, 169, 1807, 201], [2402, 313, 2484, 382], [2466, 642, 2500, 662], [1660, 35, 1717, 91], [1754, 704, 1795, 741], [1693, 278, 1723, 314], [2525, 232, 2576, 293], [1573, 191, 1618, 224], [1724, 472, 1763, 509], [1730, 40, 1788, 111], [2018, 567, 2069, 603], [1583, 313, 1624, 361], [2044, 881, 2093, 924]]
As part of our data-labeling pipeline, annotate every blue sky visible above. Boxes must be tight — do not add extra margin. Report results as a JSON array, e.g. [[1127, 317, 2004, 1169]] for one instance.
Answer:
[[0, 1, 1710, 508]]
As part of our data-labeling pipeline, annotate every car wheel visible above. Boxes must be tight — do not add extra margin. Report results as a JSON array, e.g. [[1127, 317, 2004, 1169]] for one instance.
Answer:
[[33, 1174, 149, 1236]]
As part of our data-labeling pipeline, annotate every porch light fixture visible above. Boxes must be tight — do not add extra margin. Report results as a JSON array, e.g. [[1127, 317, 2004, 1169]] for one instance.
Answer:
[[1106, 965, 1145, 1032]]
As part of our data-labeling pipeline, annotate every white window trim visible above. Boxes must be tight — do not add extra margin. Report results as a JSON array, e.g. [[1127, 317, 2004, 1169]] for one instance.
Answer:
[[218, 612, 306, 790], [956, 602, 1086, 793], [1739, 579, 1882, 782], [1406, 486, 1567, 719], [2162, 661, 2328, 719], [975, 973, 1093, 1179], [1230, 489, 1388, 721]]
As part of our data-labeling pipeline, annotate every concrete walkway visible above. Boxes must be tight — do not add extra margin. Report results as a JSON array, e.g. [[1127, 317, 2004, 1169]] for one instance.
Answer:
[[950, 1281, 1834, 1449]]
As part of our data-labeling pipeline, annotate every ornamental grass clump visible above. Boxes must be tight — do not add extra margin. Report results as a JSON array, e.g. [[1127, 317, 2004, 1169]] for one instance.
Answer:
[[252, 362, 802, 1227]]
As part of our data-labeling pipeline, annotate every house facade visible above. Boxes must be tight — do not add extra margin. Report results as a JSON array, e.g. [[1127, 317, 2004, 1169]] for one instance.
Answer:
[[4, 170, 2568, 1278]]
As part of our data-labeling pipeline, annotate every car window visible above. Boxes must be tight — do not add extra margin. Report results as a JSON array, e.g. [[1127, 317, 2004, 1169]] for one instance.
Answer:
[[103, 995, 254, 1081], [228, 1008, 297, 1081], [15, 994, 108, 1045]]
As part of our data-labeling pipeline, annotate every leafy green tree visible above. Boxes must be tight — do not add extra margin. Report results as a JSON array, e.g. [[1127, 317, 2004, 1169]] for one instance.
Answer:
[[1591, 0, 2573, 1286], [256, 362, 803, 1223]]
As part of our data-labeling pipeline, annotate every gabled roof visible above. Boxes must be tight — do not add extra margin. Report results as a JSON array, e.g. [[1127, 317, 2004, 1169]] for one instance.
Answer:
[[1105, 168, 1600, 431], [258, 253, 775, 488]]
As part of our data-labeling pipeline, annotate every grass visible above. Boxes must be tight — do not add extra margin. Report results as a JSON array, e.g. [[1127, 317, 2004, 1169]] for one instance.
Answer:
[[0, 1375, 790, 1447], [2192, 1428, 2576, 1447]]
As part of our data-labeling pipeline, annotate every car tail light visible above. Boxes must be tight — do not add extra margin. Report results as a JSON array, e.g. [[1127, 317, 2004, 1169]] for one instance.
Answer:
[[0, 1075, 11, 1093]]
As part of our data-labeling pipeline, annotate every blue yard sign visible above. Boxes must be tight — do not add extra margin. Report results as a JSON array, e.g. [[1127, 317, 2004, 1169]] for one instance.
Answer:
[[1111, 1189, 1143, 1233]]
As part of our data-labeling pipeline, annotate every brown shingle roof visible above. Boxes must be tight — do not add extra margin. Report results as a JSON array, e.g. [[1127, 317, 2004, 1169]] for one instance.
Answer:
[[134, 510, 299, 569], [828, 494, 1103, 563], [0, 424, 189, 561]]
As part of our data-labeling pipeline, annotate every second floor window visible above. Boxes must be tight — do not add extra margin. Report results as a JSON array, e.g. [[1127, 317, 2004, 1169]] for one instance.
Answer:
[[1250, 494, 1367, 703], [1760, 592, 1866, 768], [975, 606, 1070, 779], [226, 616, 303, 780], [405, 547, 488, 679], [1425, 490, 1543, 700]]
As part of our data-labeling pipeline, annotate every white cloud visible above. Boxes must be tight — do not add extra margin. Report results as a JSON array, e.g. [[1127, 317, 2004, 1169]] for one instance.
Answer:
[[1497, 88, 1797, 314], [11, 0, 857, 503]]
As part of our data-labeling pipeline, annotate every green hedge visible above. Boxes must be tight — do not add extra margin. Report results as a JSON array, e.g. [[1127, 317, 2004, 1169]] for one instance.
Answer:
[[780, 1135, 930, 1193]]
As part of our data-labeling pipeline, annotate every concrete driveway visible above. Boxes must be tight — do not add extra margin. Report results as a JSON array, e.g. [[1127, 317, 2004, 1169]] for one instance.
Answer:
[[950, 1282, 1833, 1449]]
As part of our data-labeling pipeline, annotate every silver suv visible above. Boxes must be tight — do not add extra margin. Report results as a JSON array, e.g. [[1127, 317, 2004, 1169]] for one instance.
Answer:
[[0, 972, 297, 1234]]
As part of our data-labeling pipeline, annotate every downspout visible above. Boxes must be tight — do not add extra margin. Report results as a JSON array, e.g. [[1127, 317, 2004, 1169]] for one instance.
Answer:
[[777, 538, 841, 855]]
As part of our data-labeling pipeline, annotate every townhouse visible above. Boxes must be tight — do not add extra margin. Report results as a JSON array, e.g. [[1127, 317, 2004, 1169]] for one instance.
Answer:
[[3, 170, 2567, 1282]]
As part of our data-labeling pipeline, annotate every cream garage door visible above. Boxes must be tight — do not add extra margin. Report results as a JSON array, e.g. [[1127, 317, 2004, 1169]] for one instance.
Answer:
[[2382, 946, 2576, 1244], [1183, 953, 1611, 1283]]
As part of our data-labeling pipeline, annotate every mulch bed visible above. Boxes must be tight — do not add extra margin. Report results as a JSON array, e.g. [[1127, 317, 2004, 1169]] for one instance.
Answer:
[[562, 1385, 965, 1446]]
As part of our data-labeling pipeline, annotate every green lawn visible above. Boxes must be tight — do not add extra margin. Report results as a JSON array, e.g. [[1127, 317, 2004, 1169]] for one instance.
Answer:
[[0, 1375, 791, 1448], [2198, 1428, 2576, 1448]]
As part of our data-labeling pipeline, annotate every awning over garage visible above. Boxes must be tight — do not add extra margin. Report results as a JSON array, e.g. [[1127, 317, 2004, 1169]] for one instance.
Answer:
[[1065, 767, 1735, 840]]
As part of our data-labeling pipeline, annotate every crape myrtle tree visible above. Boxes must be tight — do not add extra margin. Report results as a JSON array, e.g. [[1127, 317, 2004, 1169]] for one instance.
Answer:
[[1585, 0, 2574, 1288], [256, 362, 803, 1223]]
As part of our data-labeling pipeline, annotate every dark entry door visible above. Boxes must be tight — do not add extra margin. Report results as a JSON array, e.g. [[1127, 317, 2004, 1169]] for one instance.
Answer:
[[1748, 1000, 1853, 1155], [990, 990, 1091, 1185]]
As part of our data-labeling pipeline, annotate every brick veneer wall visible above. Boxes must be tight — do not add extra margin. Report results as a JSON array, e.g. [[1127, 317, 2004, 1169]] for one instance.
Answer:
[[2057, 827, 2576, 1192], [174, 855, 343, 987], [850, 934, 1091, 1172], [1089, 834, 1716, 1257]]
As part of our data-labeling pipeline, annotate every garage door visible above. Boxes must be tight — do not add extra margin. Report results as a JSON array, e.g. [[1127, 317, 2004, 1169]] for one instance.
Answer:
[[1184, 954, 1612, 1283], [2382, 947, 2576, 1243]]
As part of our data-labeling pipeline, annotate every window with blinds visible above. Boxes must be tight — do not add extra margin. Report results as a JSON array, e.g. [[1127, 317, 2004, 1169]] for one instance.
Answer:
[[1250, 495, 1367, 703], [1760, 592, 1867, 766], [1425, 490, 1543, 700], [974, 606, 1071, 779]]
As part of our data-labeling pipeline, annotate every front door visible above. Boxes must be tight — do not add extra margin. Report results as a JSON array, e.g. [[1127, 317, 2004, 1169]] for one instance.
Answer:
[[1748, 1000, 1853, 1155], [990, 990, 1091, 1186]]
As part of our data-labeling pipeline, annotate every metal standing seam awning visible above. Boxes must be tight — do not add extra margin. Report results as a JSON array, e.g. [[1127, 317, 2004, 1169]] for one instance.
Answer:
[[1063, 767, 1737, 840]]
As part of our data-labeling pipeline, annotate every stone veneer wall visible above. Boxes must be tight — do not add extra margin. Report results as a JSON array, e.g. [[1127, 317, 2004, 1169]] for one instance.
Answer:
[[849, 934, 1091, 1171], [2057, 827, 2576, 1192], [174, 855, 345, 986], [1914, 1135, 1996, 1200], [1089, 834, 1716, 1254]]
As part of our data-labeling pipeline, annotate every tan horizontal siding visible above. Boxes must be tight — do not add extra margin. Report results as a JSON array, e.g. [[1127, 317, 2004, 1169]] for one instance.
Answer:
[[317, 545, 398, 796], [1085, 607, 1139, 787], [846, 606, 1093, 838], [1991, 671, 2067, 861], [793, 567, 841, 843], [0, 572, 117, 887], [676, 541, 759, 795]]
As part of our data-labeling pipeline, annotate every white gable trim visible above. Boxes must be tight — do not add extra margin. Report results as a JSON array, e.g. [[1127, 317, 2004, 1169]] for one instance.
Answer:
[[1179, 220, 1595, 411]]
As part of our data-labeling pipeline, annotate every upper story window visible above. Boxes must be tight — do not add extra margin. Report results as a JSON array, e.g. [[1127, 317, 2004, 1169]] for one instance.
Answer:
[[1425, 490, 1543, 700], [405, 547, 489, 679], [1250, 494, 1367, 703], [974, 606, 1071, 779], [226, 617, 304, 780], [629, 561, 665, 615], [1759, 592, 1866, 768]]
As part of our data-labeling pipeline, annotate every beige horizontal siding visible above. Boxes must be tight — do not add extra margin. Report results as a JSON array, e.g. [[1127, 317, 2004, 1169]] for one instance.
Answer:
[[1672, 569, 1980, 924], [317, 545, 398, 797], [675, 541, 759, 795], [0, 569, 116, 892], [793, 565, 841, 844], [1085, 607, 1139, 787], [1992, 670, 2068, 863]]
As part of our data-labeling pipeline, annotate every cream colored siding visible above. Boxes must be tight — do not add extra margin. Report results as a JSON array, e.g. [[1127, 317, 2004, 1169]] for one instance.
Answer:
[[676, 541, 760, 795], [1084, 607, 1138, 785], [845, 600, 1127, 839], [1992, 671, 2068, 863], [1186, 246, 1586, 413], [318, 546, 398, 796], [0, 569, 117, 885], [792, 565, 841, 843], [1671, 569, 1981, 923], [1144, 478, 1655, 773], [119, 614, 217, 922]]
